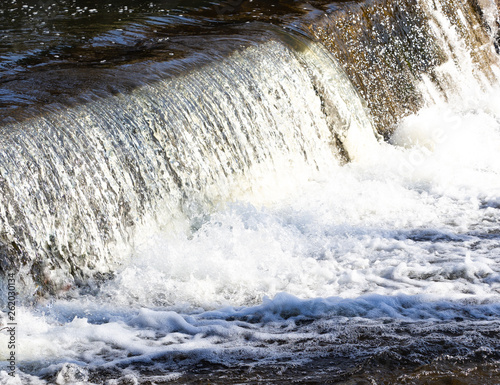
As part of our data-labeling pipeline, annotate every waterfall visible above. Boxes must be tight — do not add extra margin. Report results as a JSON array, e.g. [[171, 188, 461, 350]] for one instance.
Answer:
[[0, 30, 375, 294], [0, 0, 498, 296], [2, 1, 500, 383]]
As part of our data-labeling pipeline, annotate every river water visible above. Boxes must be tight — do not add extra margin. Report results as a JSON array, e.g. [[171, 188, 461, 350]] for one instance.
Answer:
[[1, 0, 500, 384]]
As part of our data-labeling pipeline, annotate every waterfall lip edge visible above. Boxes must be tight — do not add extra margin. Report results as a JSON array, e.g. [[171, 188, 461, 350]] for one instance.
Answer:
[[0, 30, 261, 127], [0, 20, 356, 129], [0, 3, 332, 128]]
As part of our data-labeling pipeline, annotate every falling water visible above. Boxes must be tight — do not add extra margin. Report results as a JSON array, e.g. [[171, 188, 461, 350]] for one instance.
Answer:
[[0, 30, 376, 294], [0, 0, 500, 383]]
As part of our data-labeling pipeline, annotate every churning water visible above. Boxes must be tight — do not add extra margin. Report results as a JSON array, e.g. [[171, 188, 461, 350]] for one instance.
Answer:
[[1, 0, 500, 384]]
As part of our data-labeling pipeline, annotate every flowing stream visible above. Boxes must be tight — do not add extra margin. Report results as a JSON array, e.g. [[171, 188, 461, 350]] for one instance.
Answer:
[[1, 0, 500, 383]]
